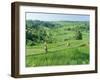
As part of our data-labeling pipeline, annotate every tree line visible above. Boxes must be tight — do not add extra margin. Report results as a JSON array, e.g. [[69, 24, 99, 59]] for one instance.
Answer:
[[26, 20, 89, 46]]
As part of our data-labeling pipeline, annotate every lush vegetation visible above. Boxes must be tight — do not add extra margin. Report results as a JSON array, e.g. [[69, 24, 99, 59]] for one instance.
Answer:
[[26, 20, 90, 67]]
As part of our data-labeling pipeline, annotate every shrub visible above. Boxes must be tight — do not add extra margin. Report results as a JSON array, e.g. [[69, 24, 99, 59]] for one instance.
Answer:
[[74, 30, 82, 40], [27, 40, 35, 46]]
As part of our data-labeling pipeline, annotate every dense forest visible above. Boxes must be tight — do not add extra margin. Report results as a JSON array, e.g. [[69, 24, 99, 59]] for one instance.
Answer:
[[26, 20, 89, 46]]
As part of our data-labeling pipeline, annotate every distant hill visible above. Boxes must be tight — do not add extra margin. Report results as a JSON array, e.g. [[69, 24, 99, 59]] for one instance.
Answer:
[[26, 20, 89, 29]]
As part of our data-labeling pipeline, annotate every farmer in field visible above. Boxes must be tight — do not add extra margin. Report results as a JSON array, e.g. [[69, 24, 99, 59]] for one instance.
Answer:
[[44, 41, 48, 54]]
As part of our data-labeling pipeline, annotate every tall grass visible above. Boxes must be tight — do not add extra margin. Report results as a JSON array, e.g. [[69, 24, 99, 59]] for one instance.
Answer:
[[26, 45, 89, 67]]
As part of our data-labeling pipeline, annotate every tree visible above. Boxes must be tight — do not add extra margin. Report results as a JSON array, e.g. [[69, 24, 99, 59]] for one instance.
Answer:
[[42, 29, 49, 54], [74, 30, 82, 40], [38, 27, 49, 53]]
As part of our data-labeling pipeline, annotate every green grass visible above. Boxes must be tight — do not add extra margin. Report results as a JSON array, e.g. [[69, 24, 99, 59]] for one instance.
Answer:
[[26, 39, 89, 67], [26, 45, 89, 67]]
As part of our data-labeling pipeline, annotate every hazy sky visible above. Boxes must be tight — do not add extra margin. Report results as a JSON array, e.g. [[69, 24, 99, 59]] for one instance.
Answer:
[[26, 12, 90, 21]]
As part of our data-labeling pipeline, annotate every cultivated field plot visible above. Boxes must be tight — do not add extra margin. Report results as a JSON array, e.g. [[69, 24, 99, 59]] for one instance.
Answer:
[[25, 13, 90, 67]]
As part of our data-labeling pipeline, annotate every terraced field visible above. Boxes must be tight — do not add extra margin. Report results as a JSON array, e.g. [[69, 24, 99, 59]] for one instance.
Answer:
[[26, 21, 90, 67]]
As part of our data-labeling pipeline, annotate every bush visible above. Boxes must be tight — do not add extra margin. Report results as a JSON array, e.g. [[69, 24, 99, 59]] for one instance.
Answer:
[[74, 30, 82, 40], [27, 40, 35, 46]]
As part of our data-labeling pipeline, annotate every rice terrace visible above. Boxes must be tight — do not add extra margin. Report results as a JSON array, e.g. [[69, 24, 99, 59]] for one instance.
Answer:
[[25, 12, 90, 67]]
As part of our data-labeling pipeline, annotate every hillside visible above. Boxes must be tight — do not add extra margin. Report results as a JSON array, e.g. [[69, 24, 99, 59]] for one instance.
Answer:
[[26, 20, 90, 67]]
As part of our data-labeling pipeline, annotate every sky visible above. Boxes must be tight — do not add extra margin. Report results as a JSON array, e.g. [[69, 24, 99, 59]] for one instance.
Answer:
[[26, 12, 90, 21]]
